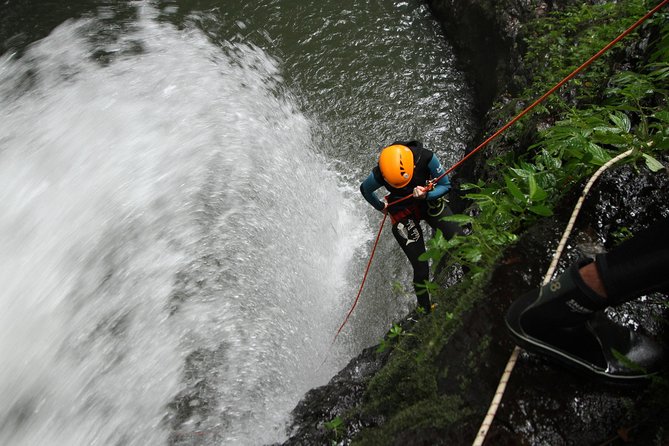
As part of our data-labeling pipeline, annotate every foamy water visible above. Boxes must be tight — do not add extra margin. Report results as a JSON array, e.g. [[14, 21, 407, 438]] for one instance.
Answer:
[[0, 9, 365, 445]]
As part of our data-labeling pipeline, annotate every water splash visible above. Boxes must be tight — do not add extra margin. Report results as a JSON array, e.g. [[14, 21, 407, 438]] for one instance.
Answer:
[[0, 10, 364, 446]]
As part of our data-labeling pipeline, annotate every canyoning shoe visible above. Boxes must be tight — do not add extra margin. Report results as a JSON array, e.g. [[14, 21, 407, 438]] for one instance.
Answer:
[[505, 262, 666, 383]]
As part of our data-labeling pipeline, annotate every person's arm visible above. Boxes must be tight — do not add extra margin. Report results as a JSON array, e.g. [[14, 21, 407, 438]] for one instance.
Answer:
[[425, 154, 450, 200], [360, 172, 386, 211]]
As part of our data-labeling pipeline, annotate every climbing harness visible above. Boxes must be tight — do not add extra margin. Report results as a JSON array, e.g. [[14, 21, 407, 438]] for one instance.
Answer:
[[386, 202, 423, 225], [426, 195, 447, 218]]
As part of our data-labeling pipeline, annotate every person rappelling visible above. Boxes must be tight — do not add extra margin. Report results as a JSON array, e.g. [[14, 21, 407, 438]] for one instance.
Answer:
[[359, 141, 463, 313]]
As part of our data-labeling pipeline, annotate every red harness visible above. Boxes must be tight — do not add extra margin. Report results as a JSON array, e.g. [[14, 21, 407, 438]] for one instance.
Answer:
[[387, 198, 424, 225]]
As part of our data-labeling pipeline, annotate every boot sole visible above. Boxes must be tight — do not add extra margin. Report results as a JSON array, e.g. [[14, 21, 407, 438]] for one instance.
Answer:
[[505, 289, 654, 384]]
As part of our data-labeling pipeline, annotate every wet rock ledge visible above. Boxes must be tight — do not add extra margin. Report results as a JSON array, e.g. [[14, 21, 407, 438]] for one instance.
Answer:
[[282, 1, 669, 445]]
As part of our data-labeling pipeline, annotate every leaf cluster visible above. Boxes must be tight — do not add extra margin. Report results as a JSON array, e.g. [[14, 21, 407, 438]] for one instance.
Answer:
[[353, 4, 669, 444], [376, 323, 414, 354], [324, 415, 344, 445], [421, 8, 669, 285], [495, 1, 667, 148], [522, 0, 651, 109]]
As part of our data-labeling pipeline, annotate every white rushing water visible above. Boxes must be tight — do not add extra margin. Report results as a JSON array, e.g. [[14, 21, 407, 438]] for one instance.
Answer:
[[0, 10, 366, 446]]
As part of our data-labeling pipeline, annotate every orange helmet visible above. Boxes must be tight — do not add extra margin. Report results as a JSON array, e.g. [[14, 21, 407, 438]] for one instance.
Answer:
[[378, 144, 414, 188]]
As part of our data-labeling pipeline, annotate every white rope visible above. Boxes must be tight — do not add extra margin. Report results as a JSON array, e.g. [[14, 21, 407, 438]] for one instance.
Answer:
[[540, 149, 634, 285], [472, 149, 635, 446]]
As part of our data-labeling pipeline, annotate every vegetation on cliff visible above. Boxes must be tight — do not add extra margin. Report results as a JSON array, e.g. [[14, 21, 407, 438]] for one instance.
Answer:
[[321, 1, 669, 444]]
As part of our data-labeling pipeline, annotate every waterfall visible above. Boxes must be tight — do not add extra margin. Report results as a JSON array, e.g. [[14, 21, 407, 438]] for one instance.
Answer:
[[0, 11, 365, 446]]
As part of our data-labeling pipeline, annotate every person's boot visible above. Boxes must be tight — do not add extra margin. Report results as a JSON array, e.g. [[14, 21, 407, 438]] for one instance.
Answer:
[[505, 260, 666, 383]]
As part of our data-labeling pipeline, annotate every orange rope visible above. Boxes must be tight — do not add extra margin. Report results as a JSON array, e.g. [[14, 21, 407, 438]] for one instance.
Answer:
[[333, 0, 669, 343], [449, 0, 669, 186], [332, 212, 388, 343]]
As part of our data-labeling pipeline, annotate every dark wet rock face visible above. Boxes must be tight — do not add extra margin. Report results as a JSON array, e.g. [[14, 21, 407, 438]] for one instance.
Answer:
[[283, 0, 669, 444], [584, 165, 669, 244], [424, 0, 601, 183], [429, 166, 669, 445], [424, 0, 586, 116], [484, 167, 669, 445], [282, 345, 391, 446], [473, 167, 669, 445], [283, 167, 669, 445]]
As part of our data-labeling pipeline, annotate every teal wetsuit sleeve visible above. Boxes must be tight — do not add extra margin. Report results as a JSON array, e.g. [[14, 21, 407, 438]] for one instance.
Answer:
[[360, 173, 386, 211], [425, 154, 451, 200]]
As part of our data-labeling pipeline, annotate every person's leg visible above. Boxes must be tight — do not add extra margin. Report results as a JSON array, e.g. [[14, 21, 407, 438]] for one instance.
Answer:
[[595, 217, 669, 305], [505, 217, 669, 382], [391, 217, 431, 312], [425, 197, 465, 277], [425, 197, 463, 240]]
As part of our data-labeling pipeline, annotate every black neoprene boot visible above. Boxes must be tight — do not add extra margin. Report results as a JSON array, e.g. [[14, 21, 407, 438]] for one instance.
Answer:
[[506, 260, 666, 383]]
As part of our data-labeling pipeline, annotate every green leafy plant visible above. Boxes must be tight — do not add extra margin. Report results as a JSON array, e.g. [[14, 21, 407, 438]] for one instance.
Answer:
[[355, 5, 669, 442], [324, 416, 344, 442], [415, 280, 440, 300], [522, 1, 650, 108], [611, 226, 634, 245], [376, 323, 414, 354], [491, 0, 666, 151], [422, 8, 668, 286]]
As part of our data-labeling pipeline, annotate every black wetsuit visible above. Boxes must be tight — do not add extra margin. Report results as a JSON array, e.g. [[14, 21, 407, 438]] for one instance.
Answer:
[[597, 216, 669, 304], [360, 141, 463, 311]]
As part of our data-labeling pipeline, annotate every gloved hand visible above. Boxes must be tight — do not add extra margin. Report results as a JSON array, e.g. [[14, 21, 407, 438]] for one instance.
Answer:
[[412, 186, 428, 199]]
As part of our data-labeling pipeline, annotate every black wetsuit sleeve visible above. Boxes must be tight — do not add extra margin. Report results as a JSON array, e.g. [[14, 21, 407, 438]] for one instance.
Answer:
[[596, 216, 669, 304], [360, 172, 386, 211]]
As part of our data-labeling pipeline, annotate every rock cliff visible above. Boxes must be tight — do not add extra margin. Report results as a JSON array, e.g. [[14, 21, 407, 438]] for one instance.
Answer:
[[282, 1, 669, 444]]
